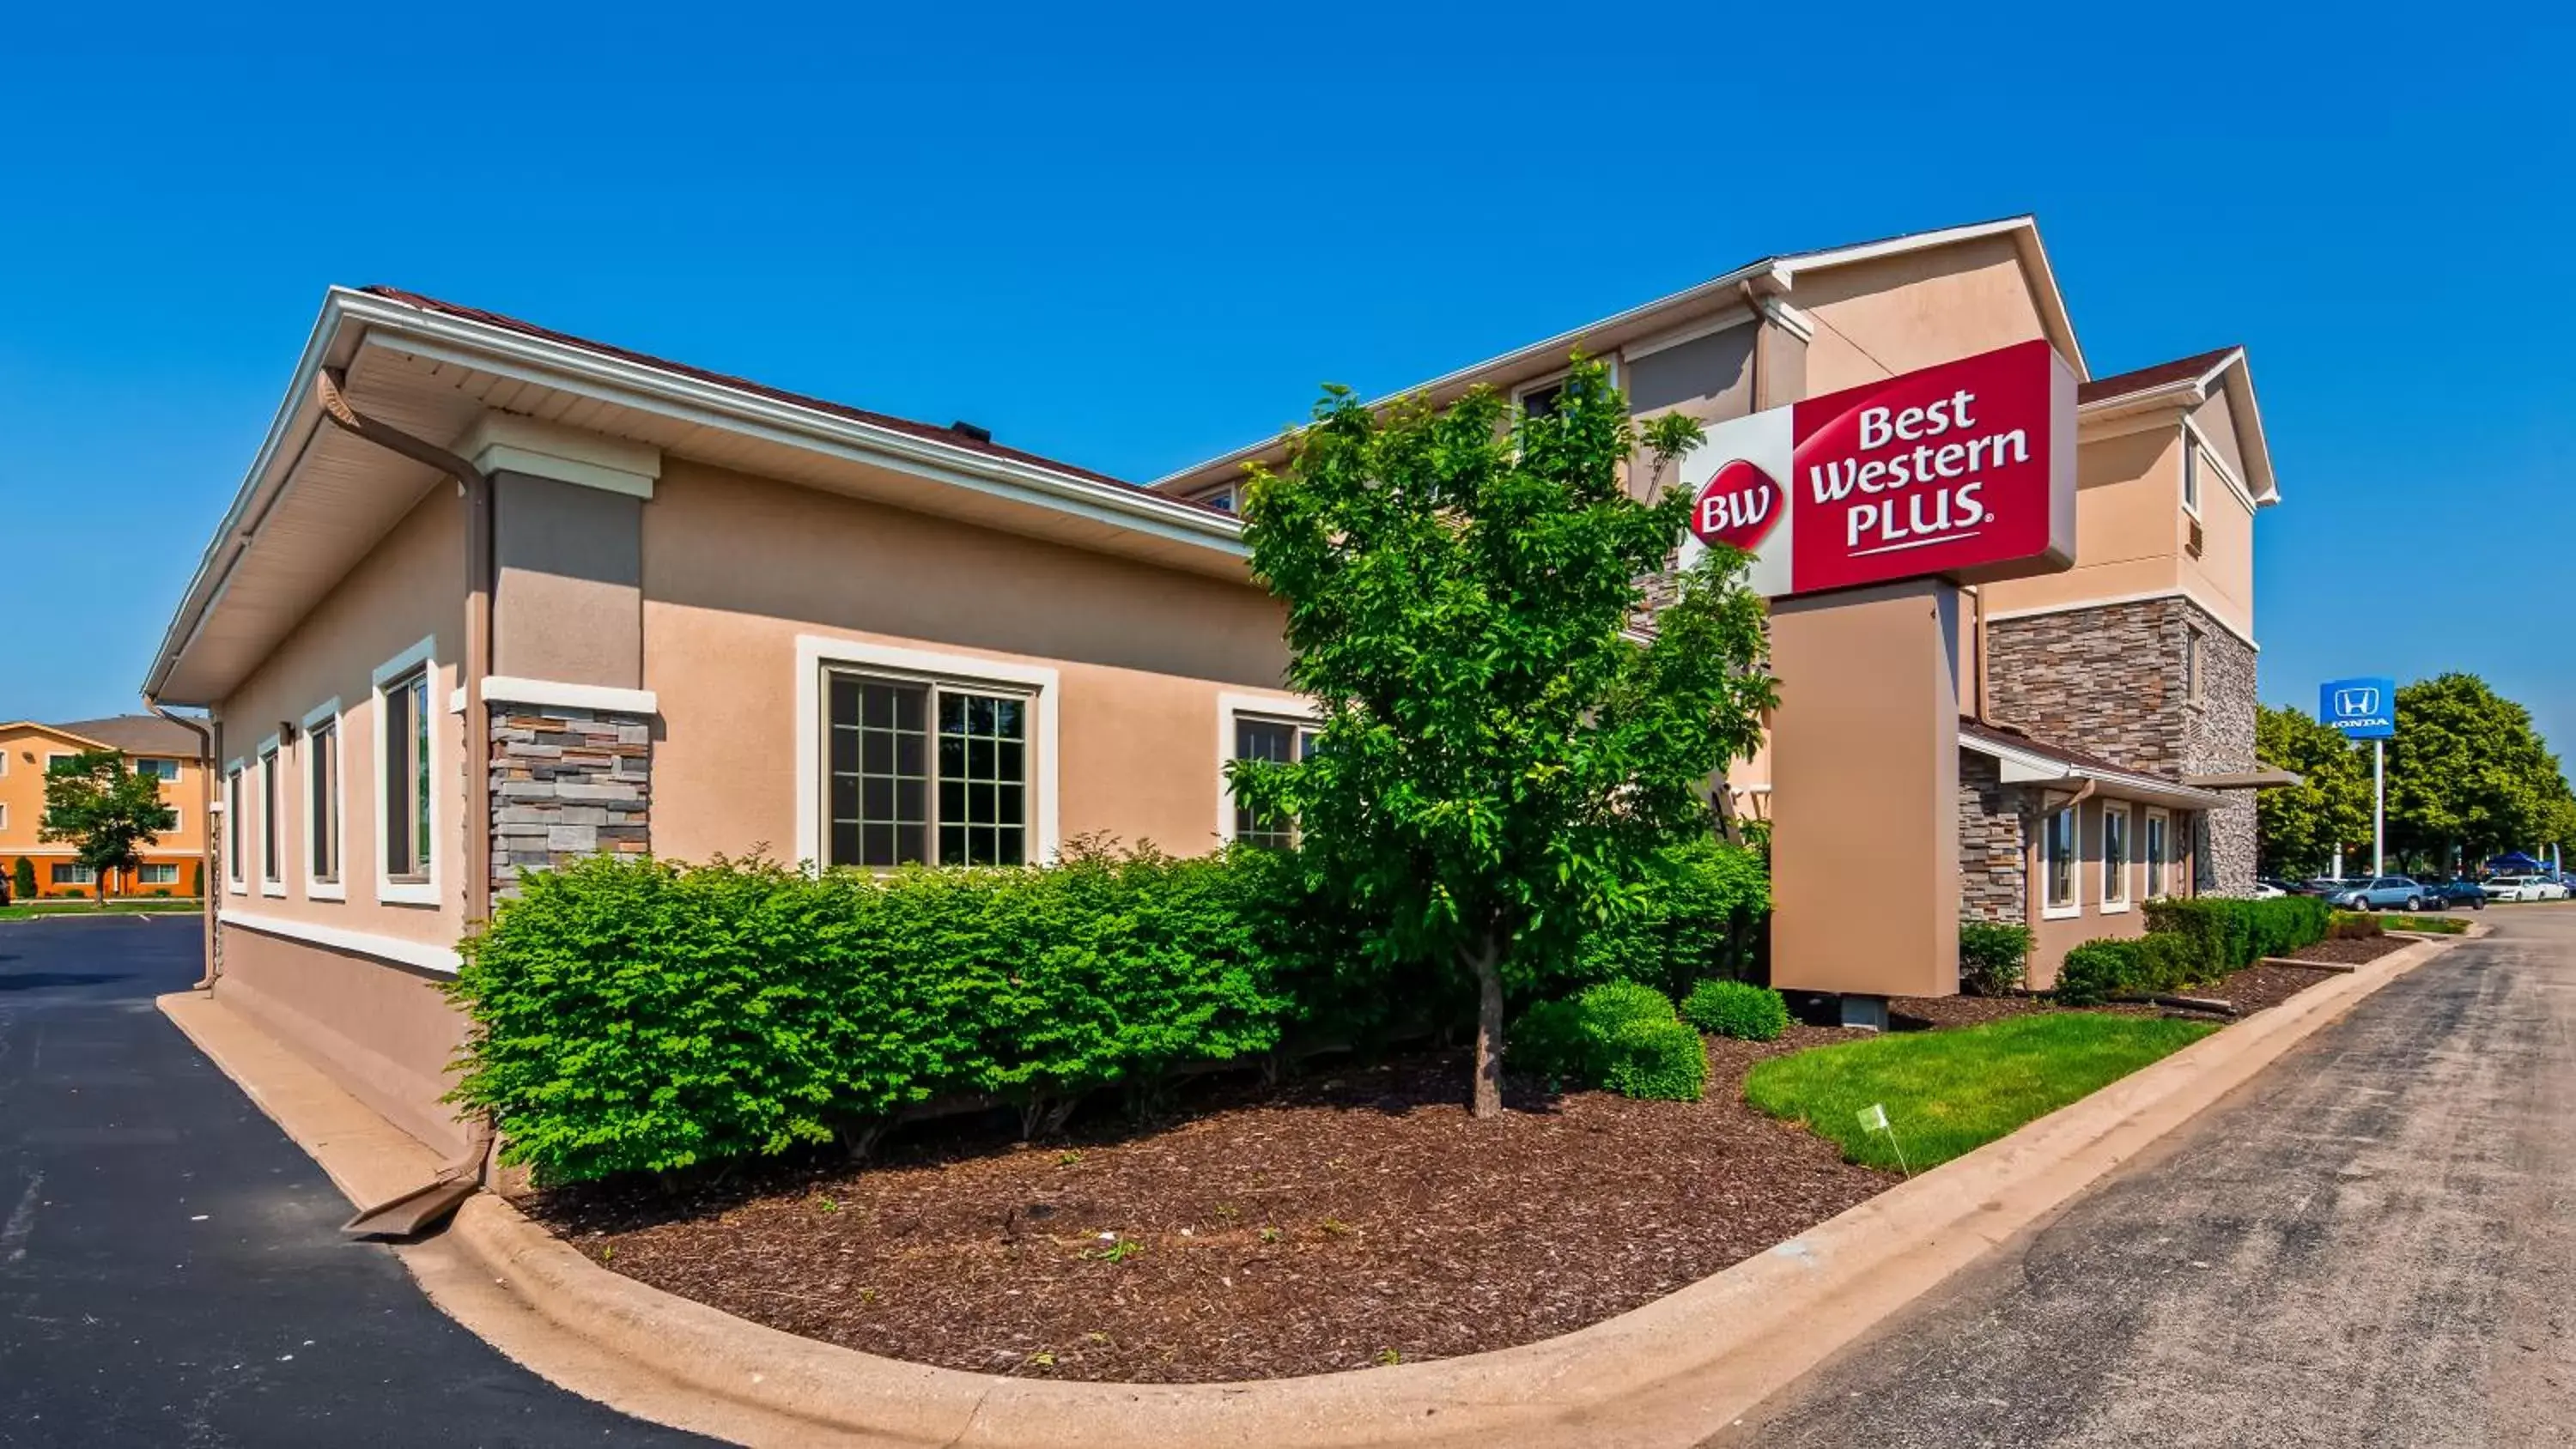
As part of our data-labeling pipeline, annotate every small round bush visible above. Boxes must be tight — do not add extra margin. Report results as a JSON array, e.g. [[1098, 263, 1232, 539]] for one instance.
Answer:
[[2055, 938, 2140, 1005], [1680, 979, 1789, 1041], [1508, 997, 1590, 1082], [1596, 1016, 1708, 1101]]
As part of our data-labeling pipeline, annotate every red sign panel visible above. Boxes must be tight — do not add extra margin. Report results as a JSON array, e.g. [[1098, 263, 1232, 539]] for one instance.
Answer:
[[1682, 339, 2077, 597]]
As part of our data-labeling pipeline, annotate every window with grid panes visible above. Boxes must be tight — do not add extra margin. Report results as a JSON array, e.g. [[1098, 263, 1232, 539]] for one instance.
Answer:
[[826, 672, 1029, 868], [1231, 716, 1314, 848]]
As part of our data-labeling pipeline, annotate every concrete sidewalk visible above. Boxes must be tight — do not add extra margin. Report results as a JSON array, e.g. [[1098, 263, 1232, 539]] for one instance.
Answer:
[[0, 916, 717, 1448], [1708, 906, 2576, 1448]]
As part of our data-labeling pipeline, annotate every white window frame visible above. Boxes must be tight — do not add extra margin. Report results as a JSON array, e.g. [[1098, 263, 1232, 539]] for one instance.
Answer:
[[372, 636, 444, 907], [46, 752, 76, 773], [2101, 803, 2132, 913], [2179, 435, 2203, 519], [257, 734, 286, 897], [132, 757, 181, 782], [162, 806, 181, 835], [1512, 355, 1623, 417], [302, 697, 346, 901], [137, 863, 181, 888], [2144, 807, 2171, 900], [52, 862, 98, 887], [1217, 692, 1321, 846], [0, 802, 8, 832], [225, 761, 248, 894], [793, 634, 1060, 870], [2042, 798, 2082, 919]]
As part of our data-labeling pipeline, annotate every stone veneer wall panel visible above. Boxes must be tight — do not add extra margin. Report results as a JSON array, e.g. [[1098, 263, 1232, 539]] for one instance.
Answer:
[[1985, 594, 2260, 895], [489, 701, 651, 900]]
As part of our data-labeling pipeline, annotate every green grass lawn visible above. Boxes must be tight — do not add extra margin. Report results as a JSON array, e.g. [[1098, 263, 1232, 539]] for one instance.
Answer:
[[2374, 913, 2467, 934], [1743, 1013, 2220, 1172], [0, 899, 204, 920]]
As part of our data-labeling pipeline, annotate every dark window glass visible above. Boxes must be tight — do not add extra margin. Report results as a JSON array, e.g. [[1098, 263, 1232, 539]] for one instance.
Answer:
[[308, 722, 339, 882], [260, 751, 281, 882], [827, 676, 931, 867], [1231, 718, 1312, 849], [382, 670, 431, 880]]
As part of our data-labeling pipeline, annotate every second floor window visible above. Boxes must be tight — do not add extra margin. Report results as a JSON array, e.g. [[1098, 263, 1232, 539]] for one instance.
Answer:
[[133, 757, 180, 782]]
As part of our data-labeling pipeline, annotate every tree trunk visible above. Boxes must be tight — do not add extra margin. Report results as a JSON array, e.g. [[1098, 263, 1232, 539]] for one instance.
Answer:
[[96, 864, 112, 908], [1465, 933, 1505, 1119]]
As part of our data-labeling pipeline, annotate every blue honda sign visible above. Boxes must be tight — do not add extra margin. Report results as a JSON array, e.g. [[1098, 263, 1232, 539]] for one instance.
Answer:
[[2320, 676, 2397, 739]]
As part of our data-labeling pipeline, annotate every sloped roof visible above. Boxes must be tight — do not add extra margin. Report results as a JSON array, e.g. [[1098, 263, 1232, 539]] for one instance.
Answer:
[[2077, 346, 2241, 406], [358, 288, 1179, 500], [47, 713, 208, 758]]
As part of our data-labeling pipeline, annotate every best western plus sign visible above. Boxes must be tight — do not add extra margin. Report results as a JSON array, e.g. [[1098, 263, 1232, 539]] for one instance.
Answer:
[[1679, 338, 2078, 597]]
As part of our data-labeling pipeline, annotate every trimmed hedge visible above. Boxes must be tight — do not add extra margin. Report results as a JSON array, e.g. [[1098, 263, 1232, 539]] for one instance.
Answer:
[[1959, 920, 2033, 997], [2057, 895, 2336, 1005], [1511, 980, 1706, 1100], [1571, 837, 1771, 997], [452, 846, 1327, 1183], [453, 838, 1767, 1183], [1680, 979, 1789, 1041]]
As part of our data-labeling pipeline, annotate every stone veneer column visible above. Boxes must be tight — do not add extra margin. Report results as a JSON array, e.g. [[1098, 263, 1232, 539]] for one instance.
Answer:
[[1957, 749, 2031, 923], [489, 701, 651, 900]]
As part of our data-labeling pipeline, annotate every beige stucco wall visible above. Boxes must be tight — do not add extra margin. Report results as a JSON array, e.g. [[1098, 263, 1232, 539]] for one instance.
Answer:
[[640, 461, 1297, 865], [216, 925, 471, 1154], [211, 486, 469, 949], [1795, 233, 2052, 393]]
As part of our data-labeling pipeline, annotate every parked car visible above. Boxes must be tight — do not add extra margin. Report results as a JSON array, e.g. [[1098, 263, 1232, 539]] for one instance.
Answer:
[[2294, 876, 2352, 897], [2330, 876, 2430, 912], [2250, 879, 2287, 900], [2422, 878, 2487, 911], [2485, 875, 2572, 902]]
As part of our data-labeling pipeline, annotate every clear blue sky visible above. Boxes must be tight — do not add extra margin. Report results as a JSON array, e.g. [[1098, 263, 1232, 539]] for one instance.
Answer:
[[3, 5, 2570, 773]]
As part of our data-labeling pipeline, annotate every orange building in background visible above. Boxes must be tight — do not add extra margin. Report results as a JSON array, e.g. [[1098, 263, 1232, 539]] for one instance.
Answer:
[[0, 715, 211, 898]]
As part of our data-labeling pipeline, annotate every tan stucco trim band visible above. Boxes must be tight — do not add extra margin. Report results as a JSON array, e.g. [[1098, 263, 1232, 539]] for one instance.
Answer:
[[482, 676, 659, 716], [220, 909, 462, 975]]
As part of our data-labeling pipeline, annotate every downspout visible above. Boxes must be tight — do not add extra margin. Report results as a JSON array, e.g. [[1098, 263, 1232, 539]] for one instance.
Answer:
[[143, 697, 218, 989], [312, 369, 501, 1234], [312, 369, 494, 931]]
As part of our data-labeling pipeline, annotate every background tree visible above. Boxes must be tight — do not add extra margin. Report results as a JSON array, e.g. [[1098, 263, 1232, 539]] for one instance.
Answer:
[[2384, 673, 2571, 872], [9, 856, 33, 901], [39, 751, 175, 906], [1232, 357, 1776, 1118], [2255, 702, 2371, 876]]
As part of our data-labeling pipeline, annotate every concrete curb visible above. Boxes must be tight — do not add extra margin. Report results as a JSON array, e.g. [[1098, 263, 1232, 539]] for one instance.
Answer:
[[161, 931, 2465, 1449]]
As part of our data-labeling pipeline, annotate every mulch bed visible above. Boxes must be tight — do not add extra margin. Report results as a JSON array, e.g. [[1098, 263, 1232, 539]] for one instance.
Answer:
[[525, 939, 2391, 1383], [529, 1033, 1891, 1383], [2288, 933, 2411, 967]]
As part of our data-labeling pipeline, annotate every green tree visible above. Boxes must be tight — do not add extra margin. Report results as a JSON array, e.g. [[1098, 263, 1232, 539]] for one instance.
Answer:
[[2385, 673, 2571, 871], [1232, 357, 1776, 1118], [9, 855, 33, 901], [2255, 703, 2371, 876], [39, 751, 175, 906]]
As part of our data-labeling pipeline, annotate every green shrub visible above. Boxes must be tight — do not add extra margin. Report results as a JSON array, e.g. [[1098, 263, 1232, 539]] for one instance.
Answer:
[[9, 857, 33, 900], [1958, 920, 2032, 996], [2129, 933, 2204, 995], [2145, 895, 2332, 975], [1680, 979, 1789, 1041], [2055, 938, 2140, 1006], [451, 845, 1327, 1185], [1597, 1016, 1708, 1100], [2329, 911, 2386, 940], [191, 861, 204, 897], [1509, 980, 1703, 1100], [1570, 838, 1771, 998]]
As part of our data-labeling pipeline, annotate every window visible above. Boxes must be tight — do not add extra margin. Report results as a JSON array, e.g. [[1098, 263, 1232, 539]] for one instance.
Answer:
[[381, 667, 433, 883], [1230, 716, 1315, 849], [2145, 809, 2170, 899], [2102, 804, 2131, 912], [132, 757, 180, 782], [2043, 802, 2079, 917], [307, 717, 341, 886], [2182, 441, 2202, 517], [138, 863, 179, 887], [258, 743, 283, 888], [2184, 627, 2204, 706], [1192, 483, 1240, 513], [824, 671, 1030, 868], [0, 803, 8, 833], [52, 863, 97, 886], [226, 766, 246, 890], [46, 752, 76, 773]]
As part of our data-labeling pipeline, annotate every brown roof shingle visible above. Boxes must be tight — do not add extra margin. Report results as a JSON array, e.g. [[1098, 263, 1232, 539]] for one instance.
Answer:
[[2076, 346, 2240, 406], [357, 287, 1224, 512], [48, 713, 208, 760]]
